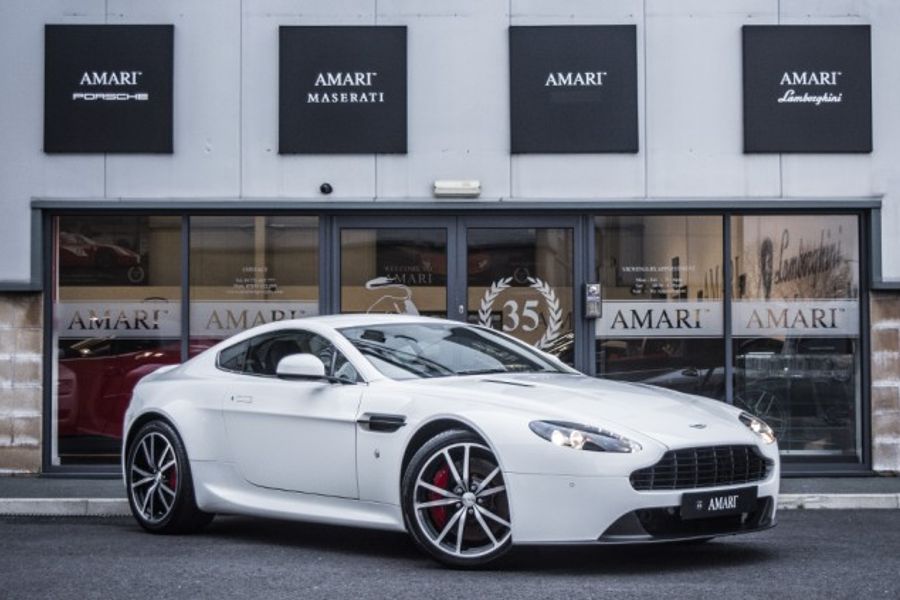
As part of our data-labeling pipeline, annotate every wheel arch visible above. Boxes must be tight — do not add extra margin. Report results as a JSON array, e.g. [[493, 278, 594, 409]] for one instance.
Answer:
[[400, 415, 505, 487], [122, 410, 181, 473]]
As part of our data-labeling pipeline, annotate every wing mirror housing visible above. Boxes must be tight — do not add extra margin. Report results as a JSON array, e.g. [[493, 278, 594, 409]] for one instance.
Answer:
[[276, 353, 326, 380]]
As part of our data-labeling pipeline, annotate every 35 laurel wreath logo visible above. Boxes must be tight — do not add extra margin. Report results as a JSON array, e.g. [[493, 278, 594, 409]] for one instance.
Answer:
[[477, 276, 562, 350]]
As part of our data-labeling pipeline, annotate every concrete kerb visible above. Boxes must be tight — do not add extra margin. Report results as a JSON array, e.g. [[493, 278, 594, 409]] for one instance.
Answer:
[[1, 494, 899, 517], [0, 498, 131, 516]]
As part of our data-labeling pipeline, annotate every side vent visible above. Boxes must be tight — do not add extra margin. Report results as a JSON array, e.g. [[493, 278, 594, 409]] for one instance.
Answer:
[[357, 413, 406, 433]]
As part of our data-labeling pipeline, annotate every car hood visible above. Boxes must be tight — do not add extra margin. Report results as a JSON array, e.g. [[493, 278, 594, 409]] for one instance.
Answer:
[[401, 372, 756, 449]]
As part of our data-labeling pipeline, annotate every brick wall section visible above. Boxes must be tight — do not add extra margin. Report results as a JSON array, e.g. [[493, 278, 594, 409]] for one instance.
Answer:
[[871, 292, 900, 473], [0, 293, 42, 473]]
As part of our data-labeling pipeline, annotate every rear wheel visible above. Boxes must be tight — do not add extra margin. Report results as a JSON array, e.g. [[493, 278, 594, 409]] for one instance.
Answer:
[[126, 420, 213, 534], [401, 430, 511, 567]]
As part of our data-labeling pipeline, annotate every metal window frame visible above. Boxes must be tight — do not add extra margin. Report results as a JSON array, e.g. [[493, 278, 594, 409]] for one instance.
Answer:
[[31, 198, 878, 476]]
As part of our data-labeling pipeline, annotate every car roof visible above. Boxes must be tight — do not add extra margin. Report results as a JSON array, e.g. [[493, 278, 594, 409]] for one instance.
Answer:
[[282, 313, 459, 329]]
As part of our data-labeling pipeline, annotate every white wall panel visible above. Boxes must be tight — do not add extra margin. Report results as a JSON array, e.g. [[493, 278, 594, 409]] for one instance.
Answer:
[[0, 0, 897, 280], [781, 0, 900, 279], [509, 0, 645, 199], [375, 1, 510, 199], [241, 0, 376, 199], [645, 0, 781, 198], [0, 1, 106, 282], [104, 0, 241, 198]]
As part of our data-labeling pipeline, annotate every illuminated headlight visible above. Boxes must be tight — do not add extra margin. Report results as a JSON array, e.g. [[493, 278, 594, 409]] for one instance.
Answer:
[[739, 412, 776, 445], [529, 421, 642, 453]]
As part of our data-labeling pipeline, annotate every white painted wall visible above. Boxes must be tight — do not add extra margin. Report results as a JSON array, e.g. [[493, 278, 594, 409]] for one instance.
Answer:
[[0, 0, 897, 281]]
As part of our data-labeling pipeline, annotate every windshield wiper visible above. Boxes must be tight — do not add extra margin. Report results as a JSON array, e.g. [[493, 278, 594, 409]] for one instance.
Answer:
[[351, 340, 454, 376]]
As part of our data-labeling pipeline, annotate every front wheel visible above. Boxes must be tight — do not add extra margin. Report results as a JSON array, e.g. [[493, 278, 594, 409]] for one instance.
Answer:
[[126, 420, 213, 534], [401, 430, 512, 567]]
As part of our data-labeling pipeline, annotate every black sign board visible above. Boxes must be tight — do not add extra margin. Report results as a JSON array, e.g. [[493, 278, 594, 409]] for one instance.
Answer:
[[742, 25, 872, 153], [44, 25, 174, 154], [279, 26, 407, 154], [509, 25, 638, 154]]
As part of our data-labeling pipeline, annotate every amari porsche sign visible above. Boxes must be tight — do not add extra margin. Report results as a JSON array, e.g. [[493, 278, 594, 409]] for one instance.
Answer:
[[742, 25, 872, 153], [509, 25, 638, 153], [279, 26, 407, 154], [44, 25, 174, 153]]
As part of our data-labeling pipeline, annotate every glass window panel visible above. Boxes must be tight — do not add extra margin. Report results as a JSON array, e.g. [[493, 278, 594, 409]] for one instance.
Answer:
[[189, 216, 319, 353], [53, 215, 182, 465], [594, 216, 725, 399], [466, 228, 574, 364], [731, 214, 861, 459], [340, 228, 447, 317]]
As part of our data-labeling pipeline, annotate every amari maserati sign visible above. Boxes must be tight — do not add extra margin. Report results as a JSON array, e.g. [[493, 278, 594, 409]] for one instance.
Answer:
[[44, 25, 174, 153], [742, 25, 872, 153], [509, 25, 638, 153], [279, 26, 407, 154]]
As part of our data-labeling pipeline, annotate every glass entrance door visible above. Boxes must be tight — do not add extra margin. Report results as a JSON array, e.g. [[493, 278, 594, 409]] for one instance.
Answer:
[[334, 217, 583, 368], [463, 219, 578, 366], [336, 218, 454, 318]]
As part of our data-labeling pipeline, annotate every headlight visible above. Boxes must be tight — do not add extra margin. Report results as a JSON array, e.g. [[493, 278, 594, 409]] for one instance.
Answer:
[[529, 421, 642, 453], [739, 412, 776, 444]]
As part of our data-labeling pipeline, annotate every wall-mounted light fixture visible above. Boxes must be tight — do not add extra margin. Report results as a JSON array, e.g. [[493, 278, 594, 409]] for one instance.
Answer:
[[432, 180, 481, 198]]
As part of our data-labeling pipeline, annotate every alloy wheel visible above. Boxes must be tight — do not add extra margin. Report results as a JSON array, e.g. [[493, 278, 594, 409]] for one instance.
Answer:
[[129, 431, 179, 524], [412, 442, 511, 559]]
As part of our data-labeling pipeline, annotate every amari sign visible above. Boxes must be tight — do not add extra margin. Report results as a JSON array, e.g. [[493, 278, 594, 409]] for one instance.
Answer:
[[742, 25, 872, 153], [279, 26, 407, 154], [596, 301, 724, 338], [509, 25, 638, 153], [44, 25, 174, 153]]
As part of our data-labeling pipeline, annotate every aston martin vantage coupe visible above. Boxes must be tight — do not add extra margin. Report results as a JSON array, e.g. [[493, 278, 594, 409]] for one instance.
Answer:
[[122, 315, 779, 567]]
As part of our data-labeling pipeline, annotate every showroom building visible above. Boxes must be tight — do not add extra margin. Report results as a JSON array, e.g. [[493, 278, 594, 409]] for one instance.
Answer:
[[0, 0, 899, 476]]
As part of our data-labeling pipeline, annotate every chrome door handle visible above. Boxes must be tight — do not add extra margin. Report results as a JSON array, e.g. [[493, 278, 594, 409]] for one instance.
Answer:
[[232, 395, 253, 404]]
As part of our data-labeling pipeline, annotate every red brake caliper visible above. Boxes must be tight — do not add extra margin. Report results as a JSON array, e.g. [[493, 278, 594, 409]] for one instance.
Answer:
[[166, 464, 177, 491], [429, 466, 451, 528]]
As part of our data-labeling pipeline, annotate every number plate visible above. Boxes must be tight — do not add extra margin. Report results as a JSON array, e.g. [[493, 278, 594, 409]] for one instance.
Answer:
[[680, 486, 758, 520]]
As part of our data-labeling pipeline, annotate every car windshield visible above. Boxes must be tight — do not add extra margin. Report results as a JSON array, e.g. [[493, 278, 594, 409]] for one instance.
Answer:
[[339, 322, 567, 380]]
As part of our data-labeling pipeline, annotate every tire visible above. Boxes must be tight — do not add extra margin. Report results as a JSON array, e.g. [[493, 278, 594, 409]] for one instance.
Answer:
[[126, 265, 146, 284], [126, 420, 214, 534], [401, 430, 512, 567]]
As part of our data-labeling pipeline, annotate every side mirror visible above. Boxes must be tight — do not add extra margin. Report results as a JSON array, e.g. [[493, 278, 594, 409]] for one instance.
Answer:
[[276, 353, 326, 380]]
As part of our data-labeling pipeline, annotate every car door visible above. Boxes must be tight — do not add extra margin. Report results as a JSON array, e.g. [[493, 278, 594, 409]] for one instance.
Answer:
[[220, 329, 363, 498]]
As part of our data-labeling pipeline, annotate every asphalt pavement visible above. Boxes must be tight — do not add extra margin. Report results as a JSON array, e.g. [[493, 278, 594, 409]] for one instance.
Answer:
[[1, 510, 898, 600]]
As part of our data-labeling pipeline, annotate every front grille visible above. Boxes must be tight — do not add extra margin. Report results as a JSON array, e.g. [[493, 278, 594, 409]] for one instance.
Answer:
[[630, 445, 771, 491]]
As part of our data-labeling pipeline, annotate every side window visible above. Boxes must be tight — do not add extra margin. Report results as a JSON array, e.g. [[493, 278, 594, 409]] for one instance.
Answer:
[[217, 340, 249, 372], [232, 329, 360, 382], [244, 331, 314, 376]]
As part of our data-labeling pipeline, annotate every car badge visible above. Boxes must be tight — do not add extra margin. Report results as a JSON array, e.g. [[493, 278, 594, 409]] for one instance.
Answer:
[[688, 423, 707, 429]]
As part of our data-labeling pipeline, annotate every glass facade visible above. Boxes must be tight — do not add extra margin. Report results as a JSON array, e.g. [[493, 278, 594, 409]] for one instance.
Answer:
[[49, 211, 867, 469], [594, 216, 725, 399], [731, 215, 861, 458], [189, 216, 319, 354], [53, 216, 182, 465]]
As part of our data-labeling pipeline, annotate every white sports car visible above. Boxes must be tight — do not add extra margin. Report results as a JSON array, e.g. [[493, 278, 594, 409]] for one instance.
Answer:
[[122, 315, 780, 567]]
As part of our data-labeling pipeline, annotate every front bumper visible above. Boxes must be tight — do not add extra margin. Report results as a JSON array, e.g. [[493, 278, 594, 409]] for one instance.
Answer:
[[504, 470, 779, 544]]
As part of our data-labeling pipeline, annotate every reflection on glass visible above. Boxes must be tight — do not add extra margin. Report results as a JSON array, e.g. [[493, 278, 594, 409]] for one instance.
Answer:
[[594, 216, 724, 399], [54, 216, 182, 465], [340, 228, 447, 317], [731, 215, 860, 458], [189, 216, 319, 353], [466, 228, 574, 364]]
